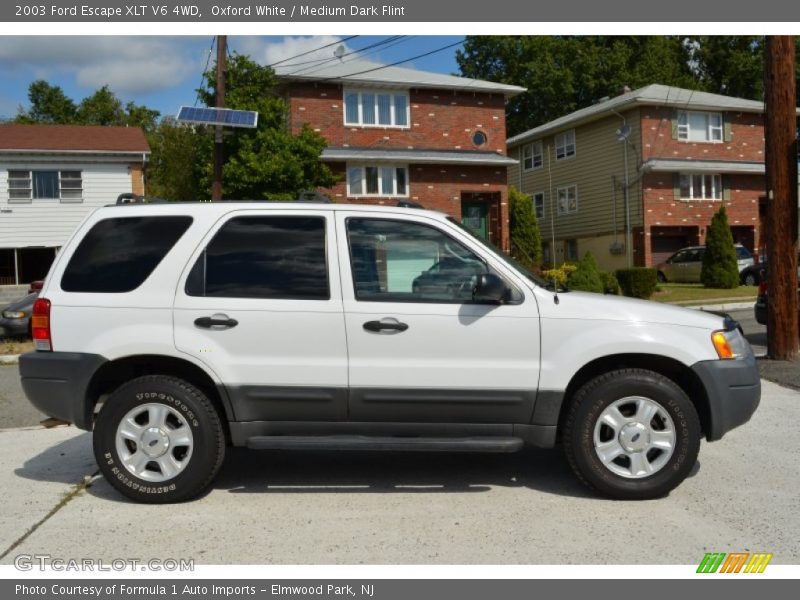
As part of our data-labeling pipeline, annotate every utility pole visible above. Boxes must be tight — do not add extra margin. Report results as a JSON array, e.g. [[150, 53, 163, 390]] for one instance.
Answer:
[[211, 35, 227, 202], [764, 36, 799, 360]]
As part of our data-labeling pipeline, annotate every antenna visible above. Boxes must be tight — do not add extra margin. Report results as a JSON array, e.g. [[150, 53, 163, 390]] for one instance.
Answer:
[[333, 45, 346, 60], [616, 124, 632, 142]]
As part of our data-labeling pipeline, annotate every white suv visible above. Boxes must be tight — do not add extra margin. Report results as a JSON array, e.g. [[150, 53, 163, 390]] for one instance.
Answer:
[[20, 201, 760, 503]]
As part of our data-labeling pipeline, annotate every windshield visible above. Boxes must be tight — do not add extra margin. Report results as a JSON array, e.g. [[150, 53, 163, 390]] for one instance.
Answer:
[[446, 217, 550, 288]]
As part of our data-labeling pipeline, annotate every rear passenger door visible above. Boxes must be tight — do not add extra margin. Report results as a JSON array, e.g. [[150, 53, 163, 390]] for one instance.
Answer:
[[335, 212, 540, 424], [173, 210, 348, 422]]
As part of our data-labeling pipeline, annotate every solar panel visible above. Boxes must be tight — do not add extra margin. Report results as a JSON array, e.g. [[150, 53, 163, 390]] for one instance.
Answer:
[[176, 106, 259, 128]]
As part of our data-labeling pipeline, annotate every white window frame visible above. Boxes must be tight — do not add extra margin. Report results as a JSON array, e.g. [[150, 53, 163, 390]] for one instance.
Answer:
[[6, 169, 83, 203], [677, 110, 723, 143], [522, 141, 543, 171], [555, 129, 576, 160], [343, 88, 410, 129], [556, 184, 578, 215], [532, 191, 545, 219], [679, 173, 723, 200], [347, 163, 410, 198]]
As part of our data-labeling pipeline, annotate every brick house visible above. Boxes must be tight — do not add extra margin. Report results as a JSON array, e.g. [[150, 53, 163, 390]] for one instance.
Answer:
[[276, 60, 525, 250], [0, 124, 150, 287], [506, 84, 779, 270]]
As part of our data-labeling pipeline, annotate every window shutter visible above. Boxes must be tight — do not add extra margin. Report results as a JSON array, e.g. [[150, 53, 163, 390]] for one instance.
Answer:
[[723, 113, 732, 142], [722, 175, 731, 201], [673, 173, 681, 199], [671, 110, 679, 139]]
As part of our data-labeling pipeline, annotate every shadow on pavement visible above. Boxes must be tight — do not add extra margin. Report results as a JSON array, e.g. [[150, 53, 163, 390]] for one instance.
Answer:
[[13, 431, 95, 485]]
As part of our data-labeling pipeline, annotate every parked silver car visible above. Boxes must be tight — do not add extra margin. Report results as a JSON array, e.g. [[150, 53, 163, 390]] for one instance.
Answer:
[[656, 244, 754, 283]]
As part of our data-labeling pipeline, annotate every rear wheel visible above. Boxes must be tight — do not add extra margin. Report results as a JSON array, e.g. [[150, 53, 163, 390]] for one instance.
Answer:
[[743, 272, 757, 286], [657, 271, 667, 283], [93, 375, 225, 503], [563, 369, 700, 500]]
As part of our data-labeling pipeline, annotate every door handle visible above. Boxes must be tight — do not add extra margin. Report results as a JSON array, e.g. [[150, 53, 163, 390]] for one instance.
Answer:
[[194, 314, 239, 329], [363, 319, 409, 333]]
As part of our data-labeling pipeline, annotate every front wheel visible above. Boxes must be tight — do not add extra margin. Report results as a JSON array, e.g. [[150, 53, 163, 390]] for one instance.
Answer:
[[656, 271, 667, 283], [93, 375, 226, 503], [563, 369, 700, 500], [742, 272, 757, 286]]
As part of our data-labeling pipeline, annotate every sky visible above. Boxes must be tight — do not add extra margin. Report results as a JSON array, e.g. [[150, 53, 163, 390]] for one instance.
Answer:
[[0, 35, 464, 120]]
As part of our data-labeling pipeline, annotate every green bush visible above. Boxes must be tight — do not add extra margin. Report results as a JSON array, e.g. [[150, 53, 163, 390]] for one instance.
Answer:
[[508, 186, 542, 269], [615, 268, 658, 299], [567, 252, 604, 293], [701, 205, 740, 289], [599, 271, 620, 295], [541, 263, 577, 288]]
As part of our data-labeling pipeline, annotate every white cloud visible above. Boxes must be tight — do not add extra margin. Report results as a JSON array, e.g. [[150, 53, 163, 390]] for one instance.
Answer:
[[0, 37, 200, 94], [235, 36, 352, 69]]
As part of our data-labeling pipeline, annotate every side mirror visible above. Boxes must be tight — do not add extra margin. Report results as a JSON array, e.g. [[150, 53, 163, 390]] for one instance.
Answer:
[[472, 273, 508, 304]]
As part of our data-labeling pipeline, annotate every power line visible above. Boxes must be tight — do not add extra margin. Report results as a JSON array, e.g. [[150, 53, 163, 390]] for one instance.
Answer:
[[194, 36, 216, 108], [275, 35, 408, 70], [280, 36, 407, 78], [266, 35, 359, 68], [315, 39, 466, 84]]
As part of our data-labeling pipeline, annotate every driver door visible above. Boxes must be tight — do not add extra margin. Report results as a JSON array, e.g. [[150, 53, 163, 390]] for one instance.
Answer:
[[335, 211, 540, 424]]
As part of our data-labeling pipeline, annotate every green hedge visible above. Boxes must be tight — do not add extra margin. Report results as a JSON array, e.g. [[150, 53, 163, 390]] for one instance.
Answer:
[[615, 268, 658, 299], [599, 271, 620, 295]]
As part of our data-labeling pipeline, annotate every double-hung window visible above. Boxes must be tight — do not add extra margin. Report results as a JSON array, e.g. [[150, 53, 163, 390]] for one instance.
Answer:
[[556, 185, 578, 215], [522, 141, 543, 170], [347, 164, 409, 197], [344, 89, 410, 128], [555, 130, 576, 160], [7, 170, 83, 202], [532, 192, 545, 219], [679, 173, 722, 200], [677, 111, 723, 142]]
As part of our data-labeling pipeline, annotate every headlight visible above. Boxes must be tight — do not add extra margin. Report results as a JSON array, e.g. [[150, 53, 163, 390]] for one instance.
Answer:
[[2, 311, 26, 319], [711, 328, 751, 359]]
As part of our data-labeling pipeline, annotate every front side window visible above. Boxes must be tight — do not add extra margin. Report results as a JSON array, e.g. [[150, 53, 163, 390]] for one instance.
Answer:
[[679, 173, 722, 200], [522, 141, 543, 170], [555, 130, 576, 160], [347, 218, 489, 303], [557, 184, 578, 215], [61, 216, 192, 293], [347, 164, 409, 197], [343, 88, 410, 128], [186, 216, 328, 300], [7, 169, 83, 202], [533, 191, 545, 220], [677, 111, 723, 142]]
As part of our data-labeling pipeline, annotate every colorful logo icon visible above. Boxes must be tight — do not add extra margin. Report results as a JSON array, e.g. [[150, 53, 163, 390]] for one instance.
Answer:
[[697, 552, 773, 573]]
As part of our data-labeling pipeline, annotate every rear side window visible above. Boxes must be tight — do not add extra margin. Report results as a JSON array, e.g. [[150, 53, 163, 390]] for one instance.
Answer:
[[185, 216, 329, 300], [61, 216, 193, 293]]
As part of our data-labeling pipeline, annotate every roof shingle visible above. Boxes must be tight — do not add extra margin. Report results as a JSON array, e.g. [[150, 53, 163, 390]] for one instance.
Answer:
[[0, 124, 150, 153]]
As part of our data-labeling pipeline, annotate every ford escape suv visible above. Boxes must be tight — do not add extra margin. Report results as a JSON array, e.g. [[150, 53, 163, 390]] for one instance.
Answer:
[[19, 201, 760, 503]]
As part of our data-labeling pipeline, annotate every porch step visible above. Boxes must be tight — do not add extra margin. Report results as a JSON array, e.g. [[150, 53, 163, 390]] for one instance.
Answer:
[[246, 435, 524, 453]]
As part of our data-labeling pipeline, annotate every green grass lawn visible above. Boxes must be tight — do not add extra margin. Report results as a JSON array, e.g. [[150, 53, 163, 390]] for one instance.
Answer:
[[651, 283, 758, 305]]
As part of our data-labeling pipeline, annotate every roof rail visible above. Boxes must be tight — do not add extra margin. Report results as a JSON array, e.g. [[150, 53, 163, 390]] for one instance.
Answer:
[[397, 199, 424, 209], [296, 190, 332, 203], [115, 193, 170, 205]]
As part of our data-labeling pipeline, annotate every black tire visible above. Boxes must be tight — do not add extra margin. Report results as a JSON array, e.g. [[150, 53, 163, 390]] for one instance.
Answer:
[[657, 271, 667, 283], [743, 272, 757, 286], [93, 375, 225, 503], [563, 369, 701, 500]]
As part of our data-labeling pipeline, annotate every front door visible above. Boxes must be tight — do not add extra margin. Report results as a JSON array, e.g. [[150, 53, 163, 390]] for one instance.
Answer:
[[335, 211, 540, 424], [461, 199, 489, 241]]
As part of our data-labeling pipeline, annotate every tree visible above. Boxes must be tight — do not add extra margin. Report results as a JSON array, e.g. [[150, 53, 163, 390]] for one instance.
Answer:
[[701, 206, 740, 289], [16, 80, 77, 124], [76, 85, 125, 126], [567, 251, 604, 293], [196, 53, 336, 200], [124, 101, 161, 134], [508, 187, 542, 267], [689, 36, 766, 100], [456, 36, 695, 136], [146, 118, 210, 201]]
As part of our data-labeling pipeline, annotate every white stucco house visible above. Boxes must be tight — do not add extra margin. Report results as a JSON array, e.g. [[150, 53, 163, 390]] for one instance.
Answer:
[[0, 124, 150, 287]]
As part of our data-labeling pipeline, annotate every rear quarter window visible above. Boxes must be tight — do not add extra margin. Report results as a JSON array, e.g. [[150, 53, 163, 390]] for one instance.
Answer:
[[61, 216, 193, 293]]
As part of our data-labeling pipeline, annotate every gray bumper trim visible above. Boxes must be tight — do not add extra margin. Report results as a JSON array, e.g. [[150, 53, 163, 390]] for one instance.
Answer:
[[691, 354, 761, 441], [19, 351, 107, 430]]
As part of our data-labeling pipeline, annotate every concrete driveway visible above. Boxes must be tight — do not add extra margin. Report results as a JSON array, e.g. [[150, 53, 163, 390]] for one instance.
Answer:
[[0, 379, 797, 565]]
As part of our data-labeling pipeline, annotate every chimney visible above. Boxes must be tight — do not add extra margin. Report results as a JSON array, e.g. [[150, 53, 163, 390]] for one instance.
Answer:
[[620, 85, 632, 95]]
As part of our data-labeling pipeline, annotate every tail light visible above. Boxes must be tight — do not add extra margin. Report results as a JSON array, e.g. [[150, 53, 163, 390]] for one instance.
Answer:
[[757, 281, 768, 296], [31, 298, 52, 351]]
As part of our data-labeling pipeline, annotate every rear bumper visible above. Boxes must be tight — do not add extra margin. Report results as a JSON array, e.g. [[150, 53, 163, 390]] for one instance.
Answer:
[[692, 354, 761, 441], [18, 352, 106, 430]]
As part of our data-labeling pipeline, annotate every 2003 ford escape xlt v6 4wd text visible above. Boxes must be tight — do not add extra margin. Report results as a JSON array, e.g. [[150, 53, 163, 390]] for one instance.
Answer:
[[19, 200, 760, 503]]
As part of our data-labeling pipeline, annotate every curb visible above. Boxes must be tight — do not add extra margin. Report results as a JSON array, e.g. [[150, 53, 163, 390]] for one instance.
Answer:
[[681, 301, 755, 312], [0, 354, 20, 365]]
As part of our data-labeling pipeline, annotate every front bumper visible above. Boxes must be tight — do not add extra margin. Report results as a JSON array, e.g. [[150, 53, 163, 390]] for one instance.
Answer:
[[692, 354, 761, 441], [0, 318, 29, 338], [18, 352, 107, 430]]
